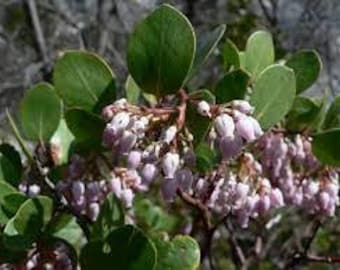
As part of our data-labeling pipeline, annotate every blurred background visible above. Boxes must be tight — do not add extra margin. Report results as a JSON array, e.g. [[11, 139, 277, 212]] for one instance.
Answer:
[[1, 0, 340, 127]]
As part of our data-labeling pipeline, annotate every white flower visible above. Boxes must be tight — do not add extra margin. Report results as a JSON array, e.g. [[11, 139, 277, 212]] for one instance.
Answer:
[[214, 113, 235, 137], [162, 152, 180, 178], [163, 125, 177, 144], [197, 101, 211, 117]]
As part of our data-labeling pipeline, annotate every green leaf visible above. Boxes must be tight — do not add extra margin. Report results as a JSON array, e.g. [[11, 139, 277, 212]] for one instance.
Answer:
[[13, 196, 53, 239], [50, 119, 75, 165], [312, 129, 340, 166], [19, 82, 61, 141], [245, 31, 274, 79], [286, 96, 322, 132], [286, 50, 322, 94], [0, 144, 22, 186], [186, 90, 214, 145], [222, 39, 240, 70], [81, 225, 157, 270], [3, 218, 32, 251], [125, 75, 141, 105], [0, 181, 17, 225], [250, 64, 296, 129], [134, 198, 177, 232], [127, 4, 196, 97], [65, 109, 105, 150], [0, 153, 21, 187], [154, 234, 200, 270], [323, 96, 340, 130], [239, 51, 246, 69], [46, 214, 84, 253], [1, 192, 27, 218], [187, 24, 226, 80], [195, 143, 216, 173], [54, 50, 115, 112], [215, 69, 250, 103], [91, 194, 124, 241]]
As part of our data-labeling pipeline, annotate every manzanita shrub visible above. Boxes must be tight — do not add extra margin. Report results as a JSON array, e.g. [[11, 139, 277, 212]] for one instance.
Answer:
[[1, 3, 340, 270]]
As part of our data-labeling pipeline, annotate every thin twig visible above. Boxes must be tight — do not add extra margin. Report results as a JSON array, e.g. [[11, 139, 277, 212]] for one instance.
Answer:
[[26, 0, 48, 65], [224, 219, 246, 266]]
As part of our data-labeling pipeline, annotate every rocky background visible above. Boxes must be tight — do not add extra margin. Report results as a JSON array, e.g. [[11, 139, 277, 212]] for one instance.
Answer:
[[1, 0, 340, 131]]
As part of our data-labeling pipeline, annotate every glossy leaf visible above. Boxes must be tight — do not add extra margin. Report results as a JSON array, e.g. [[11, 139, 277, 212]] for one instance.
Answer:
[[54, 50, 115, 112], [50, 119, 75, 165], [0, 181, 17, 225], [323, 96, 340, 130], [215, 69, 250, 103], [81, 225, 157, 270], [0, 144, 22, 186], [286, 96, 322, 132], [19, 82, 61, 141], [195, 143, 217, 173], [154, 235, 200, 270], [134, 198, 177, 232], [223, 39, 240, 70], [65, 109, 105, 150], [127, 4, 196, 97], [251, 64, 296, 129], [187, 24, 226, 80], [91, 194, 124, 241], [245, 31, 274, 79], [126, 75, 141, 105], [46, 214, 84, 253], [312, 129, 340, 166], [286, 50, 322, 94], [1, 192, 27, 218]]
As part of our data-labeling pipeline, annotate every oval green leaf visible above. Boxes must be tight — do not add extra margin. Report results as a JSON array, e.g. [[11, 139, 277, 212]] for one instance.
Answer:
[[323, 96, 340, 130], [20, 82, 61, 141], [215, 69, 250, 103], [250, 64, 296, 129], [245, 31, 274, 79], [0, 144, 22, 187], [154, 235, 200, 270], [223, 38, 240, 70], [54, 50, 115, 111], [286, 96, 322, 132], [286, 50, 322, 94], [65, 109, 105, 150], [312, 129, 340, 166], [81, 225, 157, 270], [127, 4, 196, 97], [187, 24, 226, 81], [125, 75, 141, 105]]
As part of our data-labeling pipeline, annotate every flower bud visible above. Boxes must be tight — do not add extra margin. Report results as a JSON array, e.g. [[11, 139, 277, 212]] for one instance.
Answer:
[[108, 176, 122, 197], [111, 112, 130, 131], [236, 115, 256, 142], [248, 116, 263, 137], [113, 98, 127, 108], [256, 195, 271, 215], [232, 100, 254, 114], [270, 188, 284, 208], [161, 179, 178, 202], [163, 125, 177, 144], [141, 163, 158, 185], [127, 151, 142, 169], [197, 101, 211, 117], [175, 168, 193, 192], [86, 182, 101, 203], [102, 124, 118, 147], [219, 135, 243, 159], [72, 181, 85, 201], [121, 188, 134, 208], [28, 184, 41, 197], [214, 114, 235, 137], [234, 182, 249, 201], [183, 149, 196, 167], [319, 191, 330, 211], [118, 131, 137, 154], [88, 202, 100, 221], [162, 152, 180, 179]]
